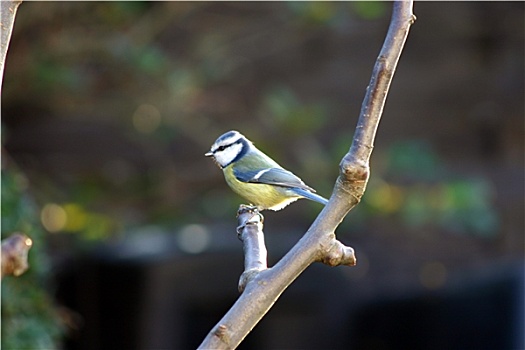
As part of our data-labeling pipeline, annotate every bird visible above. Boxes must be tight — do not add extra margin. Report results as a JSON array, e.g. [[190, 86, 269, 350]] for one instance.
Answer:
[[205, 130, 328, 211]]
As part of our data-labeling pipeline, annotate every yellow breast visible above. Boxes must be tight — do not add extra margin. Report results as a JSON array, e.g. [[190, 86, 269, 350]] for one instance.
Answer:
[[223, 165, 300, 210]]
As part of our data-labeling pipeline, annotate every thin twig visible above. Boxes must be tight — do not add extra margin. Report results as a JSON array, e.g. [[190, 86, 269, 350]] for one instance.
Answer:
[[237, 205, 267, 292]]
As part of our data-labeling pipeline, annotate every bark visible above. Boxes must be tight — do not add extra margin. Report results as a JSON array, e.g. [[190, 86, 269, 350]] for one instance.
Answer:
[[0, 0, 22, 92]]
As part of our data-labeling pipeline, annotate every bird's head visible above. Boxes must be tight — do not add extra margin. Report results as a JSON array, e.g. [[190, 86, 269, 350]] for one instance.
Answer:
[[205, 130, 251, 168]]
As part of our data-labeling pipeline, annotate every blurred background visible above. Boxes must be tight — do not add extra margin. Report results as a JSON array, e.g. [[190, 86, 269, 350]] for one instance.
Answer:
[[1, 2, 523, 349]]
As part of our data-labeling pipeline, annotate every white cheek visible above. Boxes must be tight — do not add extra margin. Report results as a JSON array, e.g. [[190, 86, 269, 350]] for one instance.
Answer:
[[214, 143, 243, 167]]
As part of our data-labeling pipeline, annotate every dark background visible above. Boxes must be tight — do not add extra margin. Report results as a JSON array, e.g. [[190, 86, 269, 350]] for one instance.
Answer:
[[2, 2, 523, 349]]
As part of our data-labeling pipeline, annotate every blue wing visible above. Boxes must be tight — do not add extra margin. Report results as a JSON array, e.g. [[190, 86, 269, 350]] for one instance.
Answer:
[[233, 166, 328, 205], [234, 167, 314, 191]]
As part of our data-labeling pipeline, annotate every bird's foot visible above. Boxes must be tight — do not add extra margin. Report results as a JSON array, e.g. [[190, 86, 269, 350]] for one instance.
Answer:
[[236, 205, 264, 235], [237, 204, 259, 215]]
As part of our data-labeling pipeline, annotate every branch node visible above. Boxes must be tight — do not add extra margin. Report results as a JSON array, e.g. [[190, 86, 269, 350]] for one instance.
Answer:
[[340, 154, 370, 183], [320, 239, 356, 267], [336, 156, 370, 207], [238, 268, 264, 293], [213, 324, 230, 344]]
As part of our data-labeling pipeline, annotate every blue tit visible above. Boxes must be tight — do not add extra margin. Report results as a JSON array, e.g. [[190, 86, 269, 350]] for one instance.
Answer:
[[205, 130, 328, 211]]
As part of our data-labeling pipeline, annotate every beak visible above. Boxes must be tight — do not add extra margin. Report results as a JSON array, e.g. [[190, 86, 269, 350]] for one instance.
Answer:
[[205, 151, 214, 157]]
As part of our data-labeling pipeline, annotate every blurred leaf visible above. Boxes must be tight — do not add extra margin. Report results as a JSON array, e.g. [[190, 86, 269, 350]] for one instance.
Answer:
[[364, 180, 404, 214], [400, 186, 432, 227], [34, 60, 82, 91], [437, 179, 499, 236], [349, 140, 499, 237], [263, 86, 327, 134], [385, 140, 442, 181], [132, 45, 169, 75], [287, 2, 338, 26], [96, 2, 150, 25], [351, 1, 388, 20]]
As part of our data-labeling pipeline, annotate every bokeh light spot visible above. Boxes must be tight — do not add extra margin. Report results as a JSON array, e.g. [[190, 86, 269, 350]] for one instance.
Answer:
[[177, 224, 210, 254], [132, 103, 161, 134], [41, 203, 67, 233], [63, 203, 88, 232], [366, 181, 403, 213]]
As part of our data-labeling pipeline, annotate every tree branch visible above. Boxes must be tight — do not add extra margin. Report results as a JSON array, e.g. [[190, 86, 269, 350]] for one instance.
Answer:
[[0, 0, 23, 92], [1, 233, 33, 279], [1, 1, 27, 280], [198, 2, 415, 349], [237, 205, 267, 293]]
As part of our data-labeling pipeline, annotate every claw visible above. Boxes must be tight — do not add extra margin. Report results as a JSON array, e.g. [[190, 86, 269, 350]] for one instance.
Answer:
[[237, 204, 259, 217], [236, 224, 245, 236], [236, 208, 264, 238]]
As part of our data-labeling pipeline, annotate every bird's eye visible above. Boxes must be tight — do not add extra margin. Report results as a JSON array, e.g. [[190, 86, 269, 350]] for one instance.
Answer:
[[217, 145, 227, 151]]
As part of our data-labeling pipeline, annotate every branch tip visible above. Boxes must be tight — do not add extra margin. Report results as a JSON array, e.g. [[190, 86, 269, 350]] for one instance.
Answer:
[[236, 205, 264, 236], [237, 204, 268, 292], [237, 204, 260, 217], [320, 239, 356, 267], [1, 232, 33, 279]]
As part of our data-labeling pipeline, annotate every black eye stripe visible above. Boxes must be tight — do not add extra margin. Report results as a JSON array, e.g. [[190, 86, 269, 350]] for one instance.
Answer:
[[215, 139, 243, 153]]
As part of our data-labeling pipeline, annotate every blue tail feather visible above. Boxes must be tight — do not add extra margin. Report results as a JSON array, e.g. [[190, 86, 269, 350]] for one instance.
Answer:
[[291, 188, 329, 205]]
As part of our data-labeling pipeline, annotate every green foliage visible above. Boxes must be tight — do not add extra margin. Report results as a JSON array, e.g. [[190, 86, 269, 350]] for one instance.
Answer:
[[351, 1, 388, 20], [3, 2, 502, 247], [357, 140, 499, 236], [287, 2, 387, 26], [1, 168, 64, 349], [287, 2, 339, 26], [385, 140, 443, 181], [34, 59, 82, 92], [262, 86, 328, 134], [435, 179, 499, 236]]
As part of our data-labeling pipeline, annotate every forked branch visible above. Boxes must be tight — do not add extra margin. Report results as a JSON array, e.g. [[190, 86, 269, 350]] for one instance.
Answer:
[[199, 2, 415, 349]]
